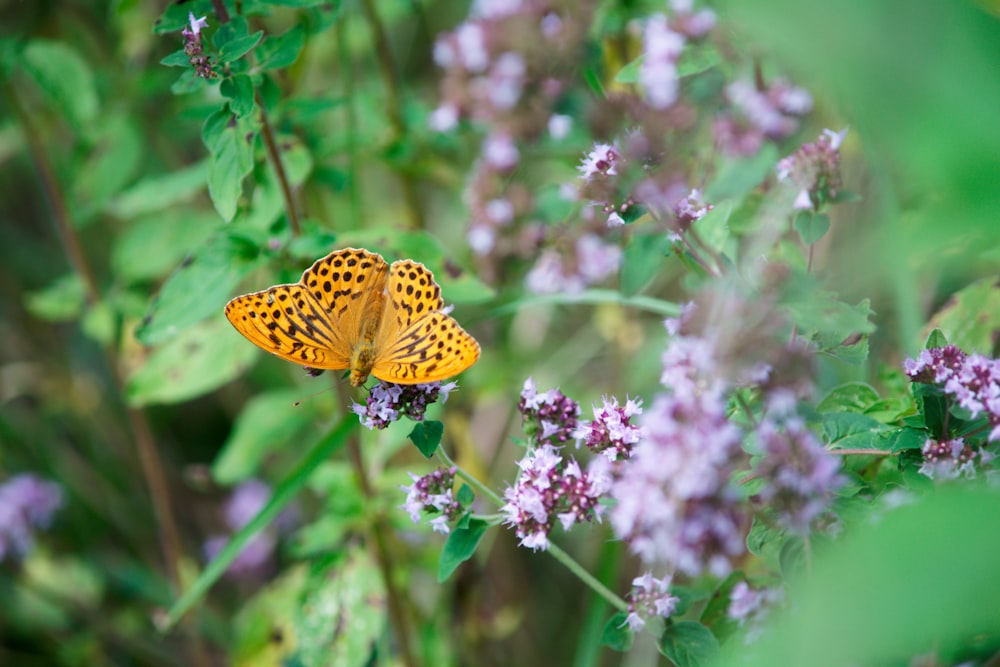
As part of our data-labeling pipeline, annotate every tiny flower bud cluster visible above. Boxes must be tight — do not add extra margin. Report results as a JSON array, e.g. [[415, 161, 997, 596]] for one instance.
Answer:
[[501, 444, 607, 550], [753, 416, 844, 534], [727, 581, 784, 643], [672, 188, 713, 231], [575, 396, 644, 462], [776, 128, 848, 210], [0, 474, 63, 562], [181, 13, 217, 80], [714, 78, 813, 156], [518, 377, 581, 445], [353, 381, 457, 430], [624, 572, 680, 631], [918, 438, 993, 481], [524, 234, 622, 295], [401, 467, 462, 534]]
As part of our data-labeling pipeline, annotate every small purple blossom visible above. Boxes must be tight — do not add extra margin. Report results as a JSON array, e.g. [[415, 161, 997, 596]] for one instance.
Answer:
[[575, 396, 644, 461], [624, 572, 680, 631], [525, 234, 621, 295], [180, 12, 216, 80], [578, 143, 621, 181], [501, 444, 607, 550], [668, 0, 717, 38], [905, 346, 1000, 443], [776, 128, 848, 210], [918, 438, 993, 481], [0, 474, 63, 562], [401, 467, 462, 534], [672, 188, 713, 230], [353, 381, 458, 430], [715, 78, 812, 156], [203, 479, 295, 579], [753, 416, 844, 534], [639, 14, 685, 110], [728, 581, 784, 642], [482, 132, 520, 170], [519, 377, 581, 446]]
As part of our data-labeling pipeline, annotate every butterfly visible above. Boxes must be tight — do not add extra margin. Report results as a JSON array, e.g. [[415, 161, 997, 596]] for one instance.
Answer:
[[224, 248, 480, 386]]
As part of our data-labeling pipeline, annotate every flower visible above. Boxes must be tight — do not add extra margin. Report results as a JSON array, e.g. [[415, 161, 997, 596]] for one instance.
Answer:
[[905, 346, 1000, 443], [640, 14, 685, 109], [353, 381, 458, 430], [728, 581, 784, 642], [776, 128, 848, 210], [518, 377, 581, 446], [578, 143, 621, 181], [501, 444, 607, 550], [624, 572, 680, 631], [0, 474, 63, 562], [752, 416, 844, 534], [575, 396, 644, 461], [180, 12, 216, 79], [524, 235, 621, 295], [183, 13, 209, 37], [401, 467, 462, 534]]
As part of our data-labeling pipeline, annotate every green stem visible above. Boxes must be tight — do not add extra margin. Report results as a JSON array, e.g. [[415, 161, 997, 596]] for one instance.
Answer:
[[435, 446, 627, 611]]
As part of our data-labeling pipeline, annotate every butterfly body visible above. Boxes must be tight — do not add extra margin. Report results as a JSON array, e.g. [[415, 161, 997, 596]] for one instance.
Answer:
[[225, 248, 480, 386]]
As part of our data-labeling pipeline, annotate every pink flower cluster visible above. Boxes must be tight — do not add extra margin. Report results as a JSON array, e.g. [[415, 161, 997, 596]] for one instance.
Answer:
[[353, 381, 458, 430], [501, 444, 607, 550], [518, 377, 581, 446], [624, 572, 680, 631], [0, 474, 62, 562], [401, 467, 462, 534], [777, 128, 848, 210], [181, 13, 216, 80], [524, 234, 622, 295], [714, 78, 813, 156], [574, 396, 644, 462]]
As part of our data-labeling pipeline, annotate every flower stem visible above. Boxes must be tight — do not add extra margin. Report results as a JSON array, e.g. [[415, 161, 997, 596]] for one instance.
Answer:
[[437, 445, 504, 506]]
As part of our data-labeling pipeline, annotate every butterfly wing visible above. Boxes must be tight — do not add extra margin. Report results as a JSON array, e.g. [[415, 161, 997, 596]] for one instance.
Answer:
[[224, 248, 389, 370], [370, 259, 481, 384]]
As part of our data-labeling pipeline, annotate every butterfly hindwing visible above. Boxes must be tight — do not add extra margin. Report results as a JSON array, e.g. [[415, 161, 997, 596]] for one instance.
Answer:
[[371, 259, 480, 384], [224, 286, 353, 369]]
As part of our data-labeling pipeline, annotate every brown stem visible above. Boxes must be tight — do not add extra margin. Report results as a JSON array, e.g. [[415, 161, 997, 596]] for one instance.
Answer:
[[257, 92, 303, 236], [357, 0, 425, 230], [335, 382, 419, 667], [6, 75, 210, 667], [210, 0, 230, 23]]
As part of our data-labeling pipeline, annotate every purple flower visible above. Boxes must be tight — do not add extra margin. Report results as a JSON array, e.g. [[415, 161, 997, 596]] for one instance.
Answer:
[[0, 474, 63, 562], [918, 438, 993, 481], [501, 444, 607, 550], [518, 378, 581, 446], [575, 396, 644, 461], [905, 346, 1000, 443], [524, 235, 621, 295], [578, 143, 621, 181], [203, 479, 295, 579], [624, 572, 680, 631], [776, 128, 848, 211], [180, 12, 216, 80], [401, 467, 462, 534], [728, 581, 784, 642], [752, 416, 844, 534], [482, 132, 520, 170], [672, 188, 713, 230], [714, 78, 812, 155], [640, 14, 685, 109], [353, 381, 458, 430]]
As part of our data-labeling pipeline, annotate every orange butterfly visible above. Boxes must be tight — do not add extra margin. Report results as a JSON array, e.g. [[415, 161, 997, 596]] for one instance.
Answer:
[[225, 248, 480, 386]]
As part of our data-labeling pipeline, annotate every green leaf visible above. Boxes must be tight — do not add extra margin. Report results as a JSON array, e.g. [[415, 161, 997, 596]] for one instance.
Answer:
[[925, 278, 1000, 355], [925, 328, 949, 349], [111, 209, 220, 284], [437, 517, 488, 582], [107, 161, 210, 219], [219, 31, 264, 63], [793, 210, 831, 245], [816, 382, 881, 413], [490, 289, 681, 319], [409, 420, 444, 458], [23, 274, 86, 322], [21, 40, 98, 131], [705, 145, 779, 201], [659, 621, 720, 666], [135, 231, 262, 345], [779, 537, 804, 579], [261, 0, 333, 6], [159, 49, 190, 67], [879, 427, 927, 453], [714, 486, 1000, 667], [677, 42, 723, 77], [212, 389, 326, 484], [600, 613, 634, 651], [746, 517, 784, 573], [203, 109, 259, 221], [820, 412, 888, 449], [693, 199, 733, 254], [622, 234, 672, 296], [221, 74, 255, 118], [257, 24, 305, 70], [615, 55, 642, 84], [456, 484, 475, 507], [126, 317, 259, 406], [163, 418, 355, 628]]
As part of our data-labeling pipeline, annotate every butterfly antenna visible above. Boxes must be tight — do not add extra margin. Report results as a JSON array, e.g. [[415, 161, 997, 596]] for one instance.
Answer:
[[292, 385, 336, 407]]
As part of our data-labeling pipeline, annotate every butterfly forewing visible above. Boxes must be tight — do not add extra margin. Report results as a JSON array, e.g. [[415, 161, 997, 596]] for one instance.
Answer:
[[300, 248, 389, 346], [224, 286, 353, 369], [370, 259, 480, 384]]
